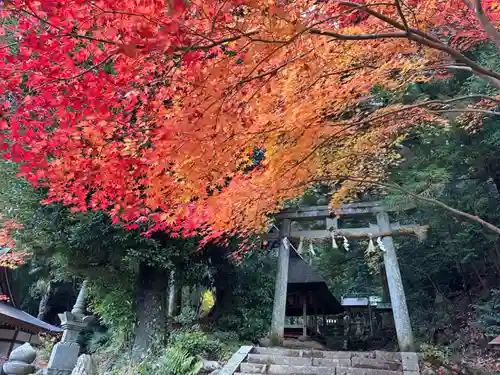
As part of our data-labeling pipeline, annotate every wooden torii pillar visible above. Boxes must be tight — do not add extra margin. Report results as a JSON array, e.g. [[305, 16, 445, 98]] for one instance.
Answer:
[[267, 202, 427, 351]]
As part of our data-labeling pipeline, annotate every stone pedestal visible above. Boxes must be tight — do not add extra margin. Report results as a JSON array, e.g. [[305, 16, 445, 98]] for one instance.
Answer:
[[47, 342, 81, 371]]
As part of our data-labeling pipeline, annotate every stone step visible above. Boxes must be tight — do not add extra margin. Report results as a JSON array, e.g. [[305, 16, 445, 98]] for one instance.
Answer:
[[336, 367, 402, 375], [351, 358, 402, 371], [251, 348, 381, 360], [239, 363, 337, 375], [373, 352, 401, 363], [237, 365, 402, 375], [246, 354, 350, 367]]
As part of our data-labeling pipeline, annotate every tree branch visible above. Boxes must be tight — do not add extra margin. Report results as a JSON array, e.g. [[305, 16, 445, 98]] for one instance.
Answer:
[[446, 65, 500, 89], [429, 108, 500, 116], [309, 29, 408, 40], [327, 94, 500, 125], [175, 30, 259, 51], [238, 50, 312, 84], [363, 178, 500, 235], [279, 95, 500, 178], [394, 0, 410, 32], [304, 176, 500, 235], [329, 1, 500, 84], [472, 0, 500, 49], [37, 54, 118, 88]]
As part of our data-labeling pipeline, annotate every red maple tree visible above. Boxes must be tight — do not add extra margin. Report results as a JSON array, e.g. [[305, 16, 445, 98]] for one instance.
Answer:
[[0, 215, 27, 269], [0, 0, 499, 239]]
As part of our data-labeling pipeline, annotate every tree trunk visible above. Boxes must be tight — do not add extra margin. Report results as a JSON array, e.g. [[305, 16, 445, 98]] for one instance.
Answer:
[[37, 281, 52, 321], [132, 265, 168, 362], [190, 286, 202, 313], [168, 270, 181, 317]]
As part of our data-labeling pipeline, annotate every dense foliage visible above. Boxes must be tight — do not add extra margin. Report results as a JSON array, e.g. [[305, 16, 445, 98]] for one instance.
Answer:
[[215, 252, 275, 341], [1, 1, 500, 242]]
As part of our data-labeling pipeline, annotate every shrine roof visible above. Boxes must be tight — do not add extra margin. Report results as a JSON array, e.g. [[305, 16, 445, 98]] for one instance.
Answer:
[[0, 302, 63, 334], [288, 254, 325, 284]]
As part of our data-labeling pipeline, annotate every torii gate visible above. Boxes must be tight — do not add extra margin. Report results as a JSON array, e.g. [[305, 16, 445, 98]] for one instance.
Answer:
[[266, 201, 428, 352]]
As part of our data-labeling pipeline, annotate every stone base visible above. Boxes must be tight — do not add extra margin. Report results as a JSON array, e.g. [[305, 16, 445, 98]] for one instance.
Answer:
[[48, 342, 80, 370], [401, 352, 420, 375]]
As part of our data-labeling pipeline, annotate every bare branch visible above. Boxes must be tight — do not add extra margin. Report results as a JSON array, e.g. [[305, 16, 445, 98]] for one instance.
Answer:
[[0, 41, 19, 50], [430, 108, 500, 116], [446, 65, 500, 89], [353, 177, 500, 235], [239, 50, 313, 84], [394, 0, 410, 32]]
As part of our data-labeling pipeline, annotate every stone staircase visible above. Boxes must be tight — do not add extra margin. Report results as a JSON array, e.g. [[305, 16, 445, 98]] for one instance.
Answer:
[[220, 347, 420, 375]]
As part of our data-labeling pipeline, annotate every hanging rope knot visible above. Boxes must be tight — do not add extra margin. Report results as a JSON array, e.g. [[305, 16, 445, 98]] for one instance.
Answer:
[[343, 236, 350, 252], [330, 231, 338, 249], [366, 234, 376, 254], [309, 241, 316, 256], [297, 236, 304, 254], [376, 236, 387, 252]]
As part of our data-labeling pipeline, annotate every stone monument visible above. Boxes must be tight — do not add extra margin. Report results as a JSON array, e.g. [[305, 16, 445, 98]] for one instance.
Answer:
[[44, 281, 92, 375], [2, 343, 37, 375]]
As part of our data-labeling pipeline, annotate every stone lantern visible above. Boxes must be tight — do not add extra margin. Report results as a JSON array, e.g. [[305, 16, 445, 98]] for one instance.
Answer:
[[44, 281, 92, 375]]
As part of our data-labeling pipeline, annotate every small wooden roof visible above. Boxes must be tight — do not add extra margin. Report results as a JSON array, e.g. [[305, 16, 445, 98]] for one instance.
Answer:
[[288, 253, 324, 284], [286, 248, 343, 316], [0, 303, 63, 334], [489, 336, 500, 345]]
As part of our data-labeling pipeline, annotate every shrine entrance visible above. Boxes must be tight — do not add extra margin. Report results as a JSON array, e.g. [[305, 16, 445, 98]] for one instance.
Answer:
[[265, 201, 427, 352], [283, 247, 343, 343]]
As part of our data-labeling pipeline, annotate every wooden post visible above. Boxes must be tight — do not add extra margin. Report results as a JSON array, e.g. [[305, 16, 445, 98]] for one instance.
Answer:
[[302, 295, 307, 337], [270, 219, 291, 345], [368, 303, 373, 337], [376, 211, 415, 352], [314, 303, 318, 333]]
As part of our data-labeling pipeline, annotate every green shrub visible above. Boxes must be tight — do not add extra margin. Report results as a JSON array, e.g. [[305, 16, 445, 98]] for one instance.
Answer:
[[214, 253, 274, 341], [86, 329, 113, 354], [474, 289, 500, 338], [420, 343, 451, 365], [37, 333, 57, 361], [148, 347, 203, 375], [209, 331, 239, 343], [169, 331, 224, 360], [87, 276, 137, 345], [174, 306, 198, 328]]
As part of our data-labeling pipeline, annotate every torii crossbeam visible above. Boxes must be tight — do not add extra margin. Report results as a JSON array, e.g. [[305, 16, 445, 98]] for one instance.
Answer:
[[266, 201, 427, 352]]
